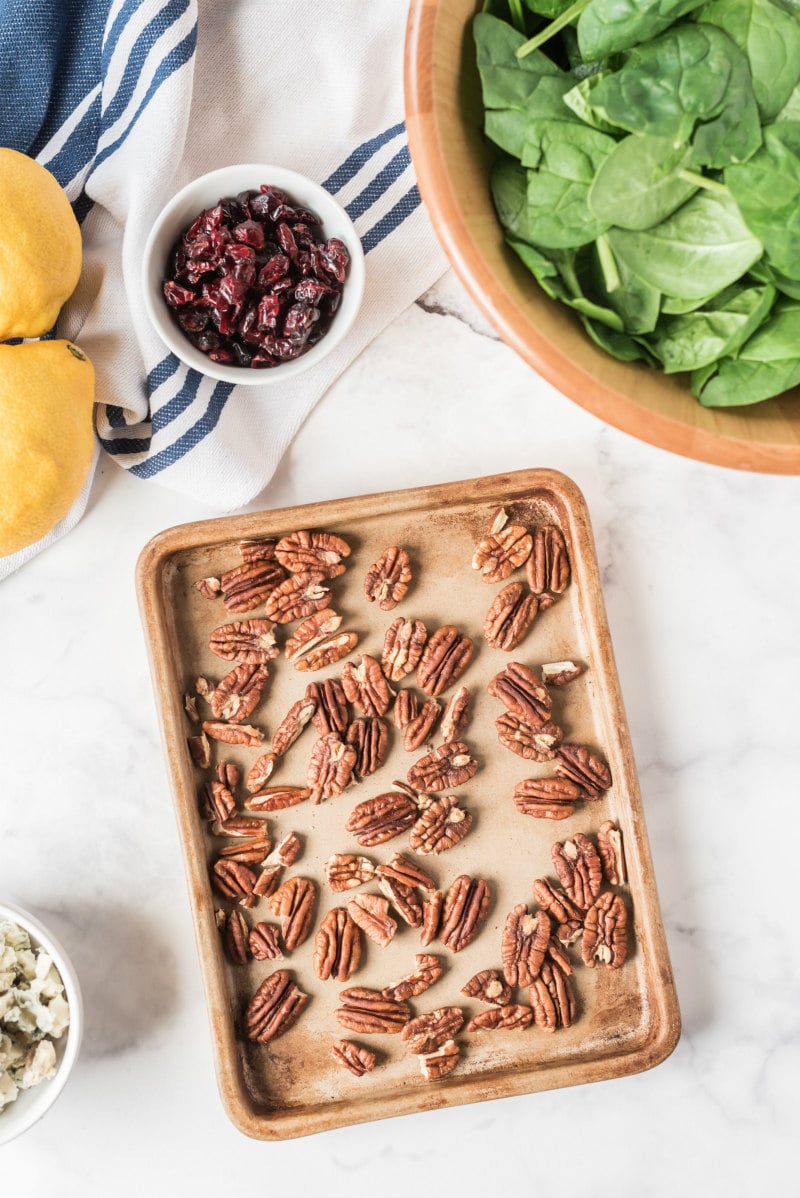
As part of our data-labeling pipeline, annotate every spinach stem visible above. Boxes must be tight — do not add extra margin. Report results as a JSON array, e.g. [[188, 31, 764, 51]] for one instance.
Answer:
[[507, 0, 526, 33], [516, 0, 590, 57], [597, 234, 621, 293], [677, 169, 728, 196]]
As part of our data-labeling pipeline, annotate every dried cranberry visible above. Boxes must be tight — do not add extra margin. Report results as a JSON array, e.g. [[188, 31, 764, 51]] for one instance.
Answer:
[[177, 309, 209, 333], [294, 279, 335, 304], [256, 294, 282, 329], [185, 260, 217, 284], [295, 250, 315, 277], [283, 303, 318, 343], [217, 275, 247, 308], [270, 276, 295, 296], [233, 220, 266, 250], [276, 222, 298, 259], [232, 343, 253, 367], [193, 331, 221, 353], [163, 281, 195, 307], [261, 335, 296, 360], [209, 347, 236, 363], [238, 305, 263, 346], [315, 238, 349, 283], [251, 352, 279, 368], [257, 253, 290, 288]]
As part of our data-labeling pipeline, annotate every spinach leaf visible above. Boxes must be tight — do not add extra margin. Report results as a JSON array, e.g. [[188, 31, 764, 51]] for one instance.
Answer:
[[517, 119, 616, 246], [649, 283, 775, 371], [485, 75, 574, 157], [725, 122, 800, 280], [662, 290, 728, 313], [524, 0, 577, 15], [577, 0, 707, 60], [749, 260, 800, 299], [580, 315, 657, 361], [474, 13, 560, 112], [596, 246, 662, 332], [692, 303, 800, 404], [491, 159, 537, 241], [507, 238, 627, 327], [562, 75, 622, 132], [777, 83, 800, 123], [697, 0, 800, 121], [607, 189, 763, 299], [588, 134, 697, 229]]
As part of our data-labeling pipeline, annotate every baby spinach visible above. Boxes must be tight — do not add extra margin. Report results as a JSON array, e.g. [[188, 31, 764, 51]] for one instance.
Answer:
[[518, 119, 616, 246], [475, 13, 561, 112], [648, 282, 775, 371], [692, 303, 800, 404], [562, 75, 622, 132], [697, 0, 800, 121], [577, 0, 707, 58], [587, 134, 697, 229], [725, 122, 800, 280]]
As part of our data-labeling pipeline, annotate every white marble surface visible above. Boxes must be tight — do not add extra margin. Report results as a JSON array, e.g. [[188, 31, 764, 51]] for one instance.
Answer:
[[2, 272, 799, 1194]]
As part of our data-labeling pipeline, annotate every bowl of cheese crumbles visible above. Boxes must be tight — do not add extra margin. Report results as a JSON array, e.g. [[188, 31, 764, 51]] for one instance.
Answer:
[[0, 903, 82, 1144]]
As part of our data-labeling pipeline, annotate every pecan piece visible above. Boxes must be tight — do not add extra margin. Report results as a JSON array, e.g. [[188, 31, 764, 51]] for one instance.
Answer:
[[440, 686, 471, 744], [274, 529, 350, 578], [345, 790, 418, 847], [200, 780, 236, 824], [347, 893, 398, 947], [378, 875, 424, 928], [527, 525, 571, 595], [555, 744, 612, 799], [407, 741, 478, 792], [382, 618, 428, 682], [393, 689, 418, 730], [514, 777, 581, 820], [488, 662, 552, 726], [376, 854, 435, 891], [210, 663, 269, 722], [403, 698, 442, 752], [325, 853, 377, 893], [498, 714, 563, 762], [419, 1040, 460, 1081], [271, 696, 317, 757], [331, 1039, 376, 1077], [253, 865, 283, 898], [264, 572, 330, 624], [307, 678, 349, 737], [187, 732, 211, 769], [219, 909, 250, 965], [483, 582, 539, 650], [275, 832, 302, 867], [382, 954, 443, 1002], [184, 693, 200, 724], [530, 960, 576, 1031], [597, 821, 627, 886], [220, 560, 286, 613], [440, 876, 491, 952], [502, 906, 551, 986], [334, 988, 411, 1034], [245, 752, 277, 792], [307, 733, 357, 803], [209, 619, 278, 664], [346, 716, 389, 779], [238, 538, 277, 563], [217, 760, 241, 790], [461, 969, 512, 1007], [201, 720, 264, 747], [245, 785, 311, 813], [269, 877, 316, 950], [532, 878, 584, 927], [294, 631, 359, 672], [582, 892, 628, 968], [473, 524, 533, 583], [541, 660, 586, 687], [284, 609, 342, 660], [364, 545, 412, 610], [551, 834, 603, 911], [211, 859, 257, 908], [341, 655, 393, 717], [249, 922, 283, 960], [402, 1006, 464, 1054], [420, 890, 443, 947], [313, 908, 362, 982], [195, 576, 221, 599], [409, 795, 472, 855], [244, 969, 308, 1042], [416, 626, 475, 697], [465, 1004, 534, 1032]]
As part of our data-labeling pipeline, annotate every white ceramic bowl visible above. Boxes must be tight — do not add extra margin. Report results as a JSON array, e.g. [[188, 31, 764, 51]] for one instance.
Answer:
[[0, 902, 83, 1146], [141, 164, 366, 386]]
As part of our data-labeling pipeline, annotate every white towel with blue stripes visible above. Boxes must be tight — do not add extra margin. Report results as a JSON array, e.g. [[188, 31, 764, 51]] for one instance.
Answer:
[[0, 0, 447, 578]]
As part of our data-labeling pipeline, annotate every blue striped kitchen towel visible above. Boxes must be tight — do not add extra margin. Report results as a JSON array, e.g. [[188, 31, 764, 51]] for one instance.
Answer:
[[0, 0, 447, 578]]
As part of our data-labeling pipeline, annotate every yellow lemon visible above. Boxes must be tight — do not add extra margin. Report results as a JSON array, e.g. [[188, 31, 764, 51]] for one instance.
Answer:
[[0, 148, 82, 340], [0, 340, 95, 556]]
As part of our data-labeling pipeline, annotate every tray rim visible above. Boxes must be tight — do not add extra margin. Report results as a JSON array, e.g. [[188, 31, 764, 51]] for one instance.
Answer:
[[136, 467, 681, 1140]]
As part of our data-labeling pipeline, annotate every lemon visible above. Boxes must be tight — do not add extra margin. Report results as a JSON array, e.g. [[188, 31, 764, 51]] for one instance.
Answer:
[[0, 148, 82, 341], [0, 340, 95, 556]]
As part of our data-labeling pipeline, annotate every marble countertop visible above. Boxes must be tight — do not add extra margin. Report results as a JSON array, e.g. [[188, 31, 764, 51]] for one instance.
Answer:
[[2, 272, 798, 1194]]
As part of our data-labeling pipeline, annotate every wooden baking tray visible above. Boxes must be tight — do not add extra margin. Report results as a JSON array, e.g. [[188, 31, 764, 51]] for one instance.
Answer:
[[136, 468, 680, 1140]]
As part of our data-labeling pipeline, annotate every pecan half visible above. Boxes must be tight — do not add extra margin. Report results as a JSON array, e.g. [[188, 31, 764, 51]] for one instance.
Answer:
[[211, 859, 257, 908], [409, 795, 472, 855], [219, 909, 250, 965], [220, 560, 286, 613], [498, 714, 563, 762], [217, 832, 271, 866], [403, 698, 441, 752], [307, 678, 349, 737], [209, 619, 278, 664], [272, 697, 317, 757], [527, 525, 571, 595], [382, 954, 443, 1003], [187, 732, 211, 769], [210, 663, 269, 722], [416, 626, 475, 697], [465, 1004, 534, 1032], [440, 686, 471, 744], [245, 785, 311, 813], [325, 853, 377, 893], [483, 582, 539, 650], [245, 752, 277, 792], [514, 777, 581, 820], [402, 1006, 464, 1054], [217, 815, 265, 839], [382, 617, 428, 682], [253, 865, 283, 898], [347, 893, 397, 947], [313, 908, 362, 982], [532, 878, 585, 927], [546, 934, 573, 976], [420, 890, 443, 947], [195, 576, 221, 599], [274, 529, 350, 578], [346, 716, 389, 779], [200, 780, 236, 824], [244, 970, 309, 1042], [345, 790, 418, 847], [419, 1040, 460, 1081], [264, 572, 330, 624], [269, 877, 316, 951], [488, 662, 552, 726], [502, 906, 551, 986], [461, 969, 512, 1007], [284, 609, 342, 660], [202, 720, 263, 747], [307, 734, 357, 803], [407, 741, 478, 792], [276, 832, 302, 867], [582, 892, 628, 968], [364, 545, 412, 610], [440, 876, 491, 952], [555, 744, 612, 799], [551, 834, 603, 911], [334, 988, 411, 1034], [331, 1039, 376, 1077], [530, 960, 576, 1031], [238, 538, 277, 563], [378, 875, 424, 928], [341, 655, 393, 717], [541, 660, 586, 687], [294, 631, 359, 672], [393, 689, 418, 730], [249, 922, 283, 960], [597, 821, 627, 886], [472, 524, 533, 583], [375, 854, 435, 891], [217, 760, 241, 790]]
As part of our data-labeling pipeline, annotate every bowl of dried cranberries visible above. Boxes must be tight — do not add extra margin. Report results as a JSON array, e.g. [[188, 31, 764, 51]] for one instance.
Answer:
[[142, 164, 365, 384]]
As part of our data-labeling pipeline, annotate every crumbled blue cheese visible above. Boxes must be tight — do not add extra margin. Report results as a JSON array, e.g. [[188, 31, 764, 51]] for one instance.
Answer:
[[0, 919, 70, 1112]]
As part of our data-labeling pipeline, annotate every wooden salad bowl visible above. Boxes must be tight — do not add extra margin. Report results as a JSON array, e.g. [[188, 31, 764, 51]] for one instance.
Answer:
[[404, 0, 800, 474]]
